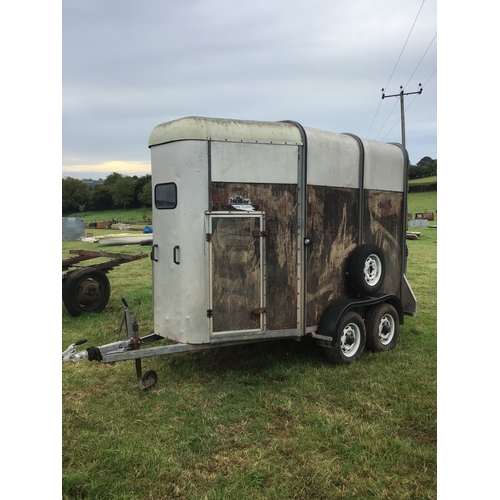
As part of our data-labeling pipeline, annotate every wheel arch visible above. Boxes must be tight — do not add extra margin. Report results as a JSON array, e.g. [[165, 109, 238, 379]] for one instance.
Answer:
[[382, 296, 404, 325], [317, 293, 403, 348]]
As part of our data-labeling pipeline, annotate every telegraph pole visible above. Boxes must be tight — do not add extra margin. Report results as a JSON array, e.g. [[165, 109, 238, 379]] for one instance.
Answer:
[[382, 84, 422, 150]]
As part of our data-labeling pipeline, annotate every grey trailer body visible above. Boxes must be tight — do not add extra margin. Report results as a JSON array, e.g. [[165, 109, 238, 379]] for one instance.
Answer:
[[63, 116, 417, 389], [149, 117, 416, 342]]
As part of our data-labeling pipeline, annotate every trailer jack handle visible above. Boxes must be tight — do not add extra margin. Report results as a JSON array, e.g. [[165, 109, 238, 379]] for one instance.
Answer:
[[121, 297, 158, 390], [62, 299, 158, 390]]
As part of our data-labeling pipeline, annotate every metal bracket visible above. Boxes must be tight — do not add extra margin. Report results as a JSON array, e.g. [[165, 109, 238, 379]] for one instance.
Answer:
[[253, 230, 268, 238], [309, 331, 333, 342], [253, 307, 267, 315]]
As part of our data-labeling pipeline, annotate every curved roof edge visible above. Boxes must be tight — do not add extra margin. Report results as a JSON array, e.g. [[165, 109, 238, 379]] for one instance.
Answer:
[[148, 116, 304, 147]]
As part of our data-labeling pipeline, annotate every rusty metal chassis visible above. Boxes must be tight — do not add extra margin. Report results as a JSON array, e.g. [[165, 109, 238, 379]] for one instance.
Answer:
[[62, 249, 148, 280]]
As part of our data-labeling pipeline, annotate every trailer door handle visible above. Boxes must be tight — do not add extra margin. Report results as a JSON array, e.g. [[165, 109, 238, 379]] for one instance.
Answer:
[[150, 244, 159, 262], [173, 245, 180, 265]]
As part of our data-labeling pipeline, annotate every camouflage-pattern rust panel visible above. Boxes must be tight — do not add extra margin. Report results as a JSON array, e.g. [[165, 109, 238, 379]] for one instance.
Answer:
[[211, 216, 261, 332], [211, 182, 298, 330], [306, 186, 359, 325], [363, 190, 404, 297]]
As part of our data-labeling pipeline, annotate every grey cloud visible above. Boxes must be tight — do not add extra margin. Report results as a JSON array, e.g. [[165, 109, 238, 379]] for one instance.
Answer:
[[63, 0, 437, 174]]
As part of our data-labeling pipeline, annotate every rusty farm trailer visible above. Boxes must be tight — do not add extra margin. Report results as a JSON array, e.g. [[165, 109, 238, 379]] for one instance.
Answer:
[[63, 116, 417, 390], [62, 249, 149, 316]]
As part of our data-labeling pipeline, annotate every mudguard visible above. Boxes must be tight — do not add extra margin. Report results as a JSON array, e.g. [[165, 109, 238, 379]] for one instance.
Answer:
[[317, 293, 403, 349]]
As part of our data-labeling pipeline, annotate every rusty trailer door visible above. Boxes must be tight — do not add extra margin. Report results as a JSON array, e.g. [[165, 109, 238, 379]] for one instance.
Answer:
[[207, 211, 266, 338]]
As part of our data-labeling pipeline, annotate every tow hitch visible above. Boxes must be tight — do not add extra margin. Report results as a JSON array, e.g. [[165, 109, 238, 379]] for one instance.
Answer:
[[63, 298, 269, 391], [62, 339, 90, 363], [62, 298, 158, 390]]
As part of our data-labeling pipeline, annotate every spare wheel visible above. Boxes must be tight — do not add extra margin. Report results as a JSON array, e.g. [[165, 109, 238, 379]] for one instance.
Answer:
[[347, 244, 386, 296]]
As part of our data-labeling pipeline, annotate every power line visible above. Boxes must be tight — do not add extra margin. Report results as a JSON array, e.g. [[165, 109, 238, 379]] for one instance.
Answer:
[[422, 68, 437, 87], [374, 45, 436, 142], [366, 99, 384, 139], [372, 34, 436, 141], [404, 33, 436, 88], [384, 0, 426, 92], [380, 68, 436, 142], [374, 99, 399, 141], [366, 0, 427, 138]]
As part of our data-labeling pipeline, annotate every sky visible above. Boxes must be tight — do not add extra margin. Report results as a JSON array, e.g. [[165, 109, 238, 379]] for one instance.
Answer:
[[62, 0, 437, 179]]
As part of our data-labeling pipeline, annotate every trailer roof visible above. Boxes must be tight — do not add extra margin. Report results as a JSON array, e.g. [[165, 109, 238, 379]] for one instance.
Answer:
[[148, 116, 304, 147]]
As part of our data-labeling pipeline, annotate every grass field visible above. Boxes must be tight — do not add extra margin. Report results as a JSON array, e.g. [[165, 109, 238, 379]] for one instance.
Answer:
[[408, 175, 437, 184], [407, 192, 437, 219], [62, 191, 437, 499], [66, 208, 153, 224]]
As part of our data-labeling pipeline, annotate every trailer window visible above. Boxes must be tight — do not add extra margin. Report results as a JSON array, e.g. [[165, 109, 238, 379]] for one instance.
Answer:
[[155, 183, 177, 209]]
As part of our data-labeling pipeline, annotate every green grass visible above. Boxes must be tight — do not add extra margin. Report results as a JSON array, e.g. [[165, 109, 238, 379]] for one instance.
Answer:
[[62, 191, 436, 499], [65, 208, 153, 223], [407, 191, 437, 220], [407, 177, 437, 218], [408, 175, 437, 185]]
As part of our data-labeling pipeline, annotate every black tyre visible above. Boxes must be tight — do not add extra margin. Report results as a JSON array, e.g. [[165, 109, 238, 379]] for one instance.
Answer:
[[62, 267, 111, 316], [365, 303, 399, 352], [348, 244, 386, 296], [323, 311, 366, 365]]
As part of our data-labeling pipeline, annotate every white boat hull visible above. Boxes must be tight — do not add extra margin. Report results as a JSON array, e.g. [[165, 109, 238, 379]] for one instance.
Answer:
[[98, 234, 153, 246]]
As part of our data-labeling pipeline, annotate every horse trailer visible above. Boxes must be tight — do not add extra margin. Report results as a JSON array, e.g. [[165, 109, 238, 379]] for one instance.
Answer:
[[63, 116, 417, 390]]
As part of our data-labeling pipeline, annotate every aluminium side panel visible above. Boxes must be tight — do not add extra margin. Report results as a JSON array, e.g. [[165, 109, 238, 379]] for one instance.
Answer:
[[361, 139, 406, 298], [302, 128, 408, 327], [302, 128, 362, 327], [362, 139, 405, 192], [304, 127, 360, 189], [210, 141, 298, 184], [150, 140, 210, 343]]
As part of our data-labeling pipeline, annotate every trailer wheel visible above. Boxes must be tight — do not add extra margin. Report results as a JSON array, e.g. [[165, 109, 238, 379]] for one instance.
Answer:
[[348, 244, 386, 296], [365, 303, 399, 352], [62, 267, 111, 316], [140, 370, 158, 390], [323, 311, 366, 365]]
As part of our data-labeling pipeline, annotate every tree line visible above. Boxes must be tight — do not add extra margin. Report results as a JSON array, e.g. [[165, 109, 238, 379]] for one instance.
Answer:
[[409, 157, 437, 180], [62, 173, 151, 215], [63, 157, 437, 214]]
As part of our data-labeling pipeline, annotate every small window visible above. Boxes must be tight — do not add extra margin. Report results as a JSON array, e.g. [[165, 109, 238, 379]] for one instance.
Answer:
[[155, 183, 177, 209]]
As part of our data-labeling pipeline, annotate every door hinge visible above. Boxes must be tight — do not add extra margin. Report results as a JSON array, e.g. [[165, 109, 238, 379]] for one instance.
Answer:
[[207, 309, 213, 318], [252, 307, 267, 315], [206, 233, 212, 242], [253, 230, 268, 238]]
